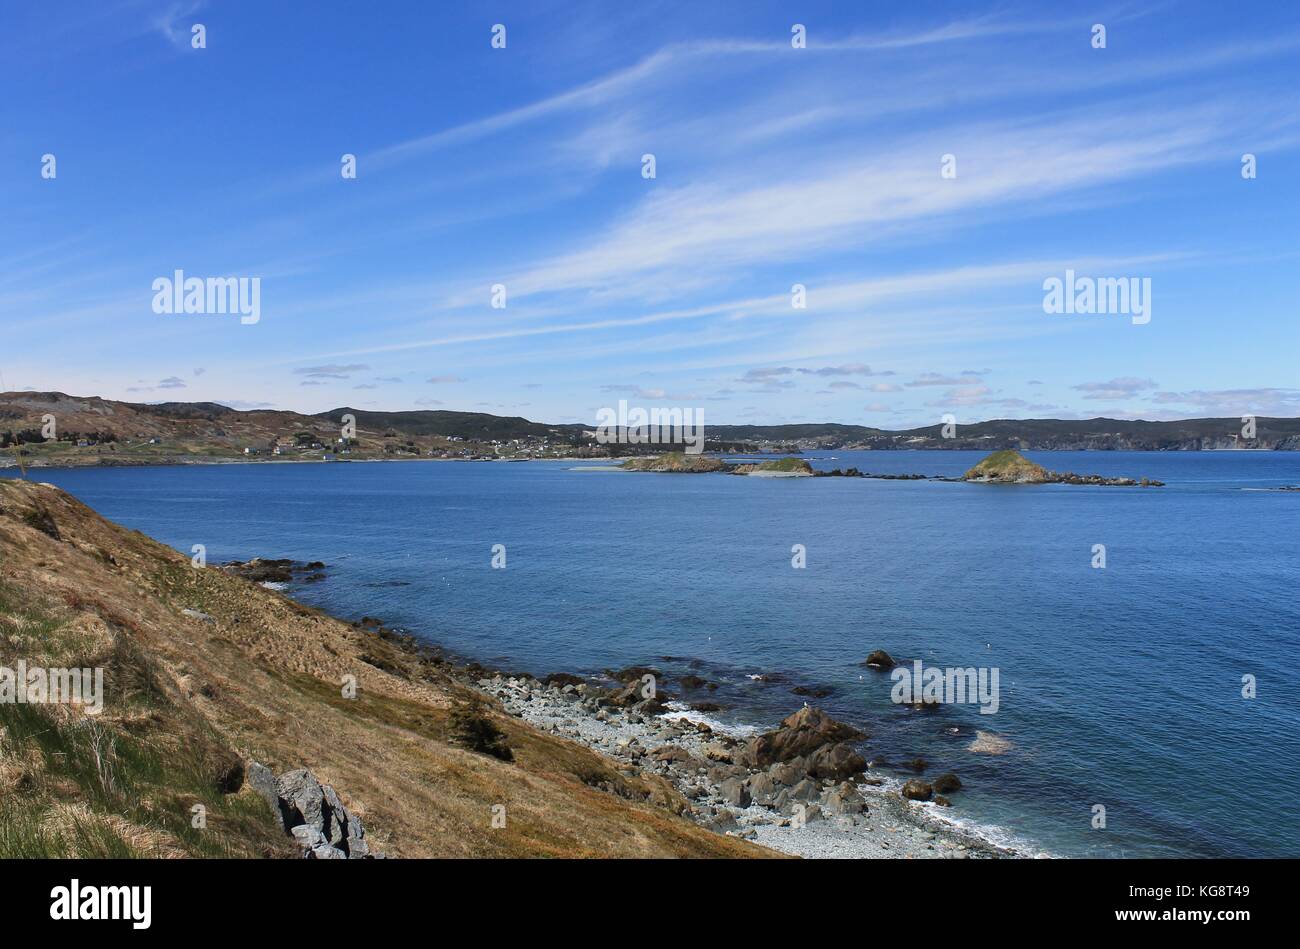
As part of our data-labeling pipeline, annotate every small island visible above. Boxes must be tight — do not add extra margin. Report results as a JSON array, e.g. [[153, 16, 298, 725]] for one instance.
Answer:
[[618, 452, 811, 473], [962, 449, 1163, 487], [619, 454, 815, 476], [730, 458, 815, 477], [619, 453, 732, 473]]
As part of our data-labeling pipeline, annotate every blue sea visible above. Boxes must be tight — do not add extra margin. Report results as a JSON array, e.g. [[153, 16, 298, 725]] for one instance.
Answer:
[[9, 450, 1299, 858]]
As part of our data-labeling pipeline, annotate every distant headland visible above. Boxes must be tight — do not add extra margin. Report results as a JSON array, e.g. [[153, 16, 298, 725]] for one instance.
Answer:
[[2, 391, 1297, 468]]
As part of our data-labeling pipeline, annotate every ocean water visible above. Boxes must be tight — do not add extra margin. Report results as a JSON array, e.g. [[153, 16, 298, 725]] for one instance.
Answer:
[[9, 450, 1299, 858]]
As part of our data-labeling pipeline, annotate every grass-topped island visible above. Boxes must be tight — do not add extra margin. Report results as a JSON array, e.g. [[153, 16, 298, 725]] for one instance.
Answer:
[[962, 450, 1163, 487]]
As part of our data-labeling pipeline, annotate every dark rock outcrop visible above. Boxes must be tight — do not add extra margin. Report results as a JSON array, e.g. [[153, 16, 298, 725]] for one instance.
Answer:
[[932, 772, 962, 794], [543, 672, 586, 687], [734, 706, 864, 769], [805, 742, 868, 781], [901, 779, 933, 802], [221, 558, 327, 583], [824, 782, 867, 815], [862, 649, 895, 669], [249, 762, 379, 859]]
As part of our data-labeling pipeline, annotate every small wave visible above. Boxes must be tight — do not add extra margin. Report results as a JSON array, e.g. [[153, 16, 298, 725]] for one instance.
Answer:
[[259, 580, 287, 591], [920, 802, 1056, 858], [661, 702, 760, 738], [856, 776, 1055, 858]]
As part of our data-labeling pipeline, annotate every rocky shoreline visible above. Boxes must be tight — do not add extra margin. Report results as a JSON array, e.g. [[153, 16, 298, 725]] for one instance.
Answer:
[[474, 669, 1017, 859], [213, 557, 1022, 859]]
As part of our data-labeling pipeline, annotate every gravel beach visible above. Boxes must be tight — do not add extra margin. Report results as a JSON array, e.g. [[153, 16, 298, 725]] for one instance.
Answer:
[[479, 672, 1019, 859]]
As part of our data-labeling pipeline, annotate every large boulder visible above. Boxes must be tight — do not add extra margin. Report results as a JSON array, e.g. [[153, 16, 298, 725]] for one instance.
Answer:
[[600, 675, 669, 712], [291, 824, 346, 859], [260, 763, 377, 859], [787, 778, 821, 803], [901, 779, 934, 802], [649, 745, 693, 764], [745, 772, 779, 805], [767, 758, 808, 787], [276, 769, 327, 833], [862, 650, 895, 670], [824, 782, 866, 815], [246, 761, 278, 811], [735, 707, 865, 768], [932, 772, 962, 794], [805, 742, 867, 780], [719, 777, 751, 807]]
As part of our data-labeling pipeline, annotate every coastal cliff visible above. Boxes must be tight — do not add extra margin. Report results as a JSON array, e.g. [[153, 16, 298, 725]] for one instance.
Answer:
[[0, 478, 770, 858]]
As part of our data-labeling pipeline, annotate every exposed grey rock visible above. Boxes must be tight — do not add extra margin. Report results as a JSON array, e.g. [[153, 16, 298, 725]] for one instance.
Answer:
[[291, 824, 326, 849], [768, 758, 806, 787], [825, 782, 866, 815], [734, 706, 865, 769], [745, 772, 778, 805], [706, 763, 746, 783], [719, 777, 752, 807], [261, 764, 380, 858], [805, 742, 867, 781], [321, 783, 351, 847], [246, 760, 278, 812], [277, 769, 326, 834], [788, 778, 821, 802]]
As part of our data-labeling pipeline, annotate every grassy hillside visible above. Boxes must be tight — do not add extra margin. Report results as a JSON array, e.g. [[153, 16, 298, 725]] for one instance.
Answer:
[[0, 477, 773, 859]]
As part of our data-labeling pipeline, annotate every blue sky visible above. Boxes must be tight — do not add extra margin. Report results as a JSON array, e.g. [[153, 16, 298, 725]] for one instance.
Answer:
[[3, 0, 1298, 427]]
